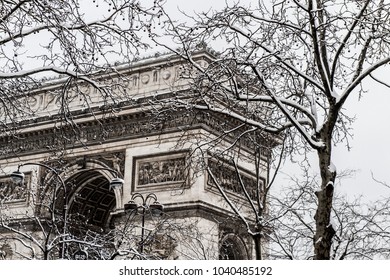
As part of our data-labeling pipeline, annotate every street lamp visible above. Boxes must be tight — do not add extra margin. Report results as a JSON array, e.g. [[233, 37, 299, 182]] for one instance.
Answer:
[[124, 193, 164, 254], [109, 177, 125, 190], [10, 170, 25, 184]]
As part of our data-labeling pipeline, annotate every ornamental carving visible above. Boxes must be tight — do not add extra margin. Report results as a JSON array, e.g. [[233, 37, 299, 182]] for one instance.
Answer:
[[0, 110, 271, 159], [141, 74, 150, 84], [136, 155, 186, 187], [8, 64, 179, 121], [0, 174, 29, 203], [95, 152, 126, 176], [207, 160, 259, 200], [47, 151, 126, 178], [0, 243, 13, 260], [162, 70, 171, 80]]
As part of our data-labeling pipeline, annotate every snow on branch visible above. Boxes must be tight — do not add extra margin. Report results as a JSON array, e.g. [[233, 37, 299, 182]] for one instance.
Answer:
[[0, 66, 107, 91]]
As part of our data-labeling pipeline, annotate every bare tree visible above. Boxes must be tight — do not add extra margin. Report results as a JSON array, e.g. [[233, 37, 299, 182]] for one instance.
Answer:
[[0, 0, 162, 136], [268, 171, 390, 260], [0, 172, 90, 259], [152, 0, 390, 259], [204, 139, 283, 260]]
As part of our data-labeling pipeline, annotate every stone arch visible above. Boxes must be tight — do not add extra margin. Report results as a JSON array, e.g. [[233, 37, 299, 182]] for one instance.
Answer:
[[219, 233, 249, 260], [44, 158, 124, 230]]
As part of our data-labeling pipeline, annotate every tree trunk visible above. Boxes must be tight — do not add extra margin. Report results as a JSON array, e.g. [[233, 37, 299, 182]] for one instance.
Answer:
[[313, 144, 336, 260], [253, 233, 262, 260]]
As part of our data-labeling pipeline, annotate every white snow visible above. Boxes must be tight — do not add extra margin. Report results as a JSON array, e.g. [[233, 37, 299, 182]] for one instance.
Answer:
[[315, 237, 323, 244], [328, 162, 337, 173]]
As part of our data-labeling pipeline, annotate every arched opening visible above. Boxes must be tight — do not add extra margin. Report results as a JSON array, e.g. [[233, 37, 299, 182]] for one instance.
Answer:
[[65, 170, 117, 229], [219, 233, 249, 260], [34, 165, 120, 259], [52, 169, 119, 259]]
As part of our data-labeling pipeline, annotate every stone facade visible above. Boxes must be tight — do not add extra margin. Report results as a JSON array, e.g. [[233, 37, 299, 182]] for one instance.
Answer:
[[0, 51, 273, 260]]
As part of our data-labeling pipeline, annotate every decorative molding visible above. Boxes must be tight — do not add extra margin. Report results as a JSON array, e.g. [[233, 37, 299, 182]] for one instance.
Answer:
[[0, 109, 272, 159], [12, 65, 182, 120]]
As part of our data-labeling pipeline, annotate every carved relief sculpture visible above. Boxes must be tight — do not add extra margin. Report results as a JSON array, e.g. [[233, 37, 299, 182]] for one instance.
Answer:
[[136, 156, 186, 187], [207, 160, 259, 200], [0, 175, 29, 203]]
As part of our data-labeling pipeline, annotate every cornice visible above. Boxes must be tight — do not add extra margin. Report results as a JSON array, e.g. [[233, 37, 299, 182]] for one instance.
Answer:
[[0, 108, 273, 159]]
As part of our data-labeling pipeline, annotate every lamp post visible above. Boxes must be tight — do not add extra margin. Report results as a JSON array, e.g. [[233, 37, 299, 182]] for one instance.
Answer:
[[124, 193, 164, 254], [10, 162, 124, 259], [10, 162, 69, 259]]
